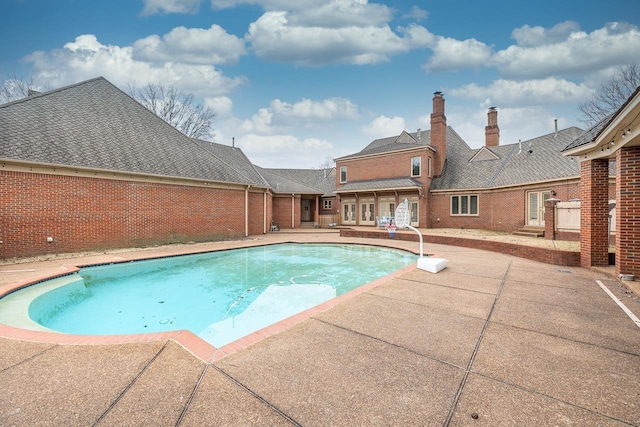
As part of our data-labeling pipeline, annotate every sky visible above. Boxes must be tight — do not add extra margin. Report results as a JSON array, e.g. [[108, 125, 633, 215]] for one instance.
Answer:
[[2, 0, 640, 169]]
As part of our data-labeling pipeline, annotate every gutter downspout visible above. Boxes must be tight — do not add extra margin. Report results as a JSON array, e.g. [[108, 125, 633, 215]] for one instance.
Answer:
[[291, 194, 295, 228], [245, 186, 250, 237], [263, 191, 267, 234]]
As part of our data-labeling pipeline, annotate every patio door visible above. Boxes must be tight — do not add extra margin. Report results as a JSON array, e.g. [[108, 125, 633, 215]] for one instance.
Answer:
[[359, 198, 375, 225], [527, 191, 551, 227], [342, 198, 356, 225]]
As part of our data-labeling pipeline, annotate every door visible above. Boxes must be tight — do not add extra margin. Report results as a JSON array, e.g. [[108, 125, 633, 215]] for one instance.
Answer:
[[359, 198, 375, 225], [527, 191, 551, 227], [301, 199, 311, 221], [342, 199, 356, 225]]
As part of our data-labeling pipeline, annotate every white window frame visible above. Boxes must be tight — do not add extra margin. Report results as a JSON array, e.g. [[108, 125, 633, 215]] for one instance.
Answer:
[[411, 157, 421, 177], [340, 166, 347, 183], [323, 199, 332, 210], [451, 195, 479, 216]]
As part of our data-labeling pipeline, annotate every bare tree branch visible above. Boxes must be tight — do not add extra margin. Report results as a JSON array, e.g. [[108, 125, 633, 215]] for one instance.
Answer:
[[578, 63, 640, 126], [0, 74, 47, 103], [128, 82, 216, 140]]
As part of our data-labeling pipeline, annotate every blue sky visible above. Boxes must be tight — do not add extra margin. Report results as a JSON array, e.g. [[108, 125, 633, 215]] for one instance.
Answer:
[[2, 0, 640, 168]]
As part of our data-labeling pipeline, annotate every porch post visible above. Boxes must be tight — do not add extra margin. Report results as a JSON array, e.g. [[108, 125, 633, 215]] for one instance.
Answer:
[[580, 158, 609, 268], [616, 146, 640, 278]]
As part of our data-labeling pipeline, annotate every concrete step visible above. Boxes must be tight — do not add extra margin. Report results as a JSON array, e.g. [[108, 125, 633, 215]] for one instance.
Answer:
[[513, 227, 544, 238]]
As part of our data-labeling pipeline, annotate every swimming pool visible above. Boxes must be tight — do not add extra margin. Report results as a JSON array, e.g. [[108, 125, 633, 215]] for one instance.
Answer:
[[4, 243, 416, 347]]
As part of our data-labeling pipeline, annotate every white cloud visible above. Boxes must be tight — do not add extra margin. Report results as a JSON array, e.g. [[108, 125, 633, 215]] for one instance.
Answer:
[[423, 36, 493, 73], [133, 25, 246, 65], [237, 96, 360, 134], [493, 22, 640, 78], [402, 6, 428, 21], [205, 96, 233, 116], [24, 34, 246, 97], [236, 133, 335, 168], [247, 11, 418, 66], [511, 21, 581, 47], [141, 0, 202, 15], [450, 78, 593, 107], [212, 0, 392, 27], [362, 115, 405, 138], [270, 97, 359, 121]]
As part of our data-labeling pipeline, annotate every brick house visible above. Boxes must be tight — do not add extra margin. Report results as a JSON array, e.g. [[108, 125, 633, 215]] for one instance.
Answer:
[[0, 77, 340, 259], [334, 92, 616, 236], [563, 86, 640, 279]]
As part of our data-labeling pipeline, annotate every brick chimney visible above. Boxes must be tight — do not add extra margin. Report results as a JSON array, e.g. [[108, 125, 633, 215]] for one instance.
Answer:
[[430, 91, 447, 176], [485, 107, 499, 147]]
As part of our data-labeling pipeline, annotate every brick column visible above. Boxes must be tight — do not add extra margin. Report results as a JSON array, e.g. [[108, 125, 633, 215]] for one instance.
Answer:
[[544, 198, 560, 240], [616, 146, 640, 278], [580, 158, 610, 268]]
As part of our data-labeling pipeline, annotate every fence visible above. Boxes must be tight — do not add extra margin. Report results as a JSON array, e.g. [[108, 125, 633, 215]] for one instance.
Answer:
[[556, 201, 580, 231], [317, 214, 340, 227]]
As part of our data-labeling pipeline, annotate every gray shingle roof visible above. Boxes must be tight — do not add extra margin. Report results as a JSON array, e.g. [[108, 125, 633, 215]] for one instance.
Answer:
[[192, 139, 270, 187], [335, 130, 430, 160], [255, 167, 327, 195], [563, 113, 615, 152], [335, 177, 422, 193], [0, 77, 254, 185], [261, 168, 336, 196], [431, 127, 585, 190]]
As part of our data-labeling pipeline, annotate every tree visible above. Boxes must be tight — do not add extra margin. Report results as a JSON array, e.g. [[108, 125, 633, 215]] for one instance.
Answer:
[[578, 63, 640, 126], [128, 82, 215, 140], [0, 74, 47, 104], [318, 156, 335, 170]]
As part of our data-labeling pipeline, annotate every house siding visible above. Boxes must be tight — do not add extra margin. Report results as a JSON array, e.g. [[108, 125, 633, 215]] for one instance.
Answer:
[[0, 170, 248, 259]]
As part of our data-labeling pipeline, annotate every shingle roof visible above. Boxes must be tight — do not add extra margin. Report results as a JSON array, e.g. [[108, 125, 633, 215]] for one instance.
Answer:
[[255, 167, 326, 195], [335, 130, 430, 160], [192, 139, 270, 187], [431, 127, 584, 190], [260, 168, 336, 196], [0, 77, 255, 185], [335, 177, 422, 193], [563, 113, 615, 152]]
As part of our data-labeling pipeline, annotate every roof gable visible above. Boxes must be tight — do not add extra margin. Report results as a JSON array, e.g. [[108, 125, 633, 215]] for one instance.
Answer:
[[469, 146, 500, 162], [394, 131, 417, 144]]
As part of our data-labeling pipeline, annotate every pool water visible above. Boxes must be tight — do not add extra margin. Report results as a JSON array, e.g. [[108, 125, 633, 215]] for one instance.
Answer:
[[26, 243, 416, 347]]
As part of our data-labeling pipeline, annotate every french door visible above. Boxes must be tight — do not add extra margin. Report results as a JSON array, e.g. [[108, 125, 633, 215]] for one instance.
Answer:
[[527, 191, 551, 226]]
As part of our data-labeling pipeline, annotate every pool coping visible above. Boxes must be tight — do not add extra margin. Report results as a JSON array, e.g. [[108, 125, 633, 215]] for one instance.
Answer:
[[0, 242, 421, 363]]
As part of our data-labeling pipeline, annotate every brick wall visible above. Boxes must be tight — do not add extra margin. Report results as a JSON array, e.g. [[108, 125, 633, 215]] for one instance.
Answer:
[[430, 181, 581, 233], [272, 194, 301, 229], [0, 170, 252, 259], [248, 191, 266, 235], [580, 159, 610, 268], [336, 149, 432, 184], [340, 229, 580, 266], [616, 146, 640, 277]]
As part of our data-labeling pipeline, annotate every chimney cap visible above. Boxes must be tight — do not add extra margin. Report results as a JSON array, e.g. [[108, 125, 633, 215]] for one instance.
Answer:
[[433, 91, 443, 96], [488, 106, 496, 111]]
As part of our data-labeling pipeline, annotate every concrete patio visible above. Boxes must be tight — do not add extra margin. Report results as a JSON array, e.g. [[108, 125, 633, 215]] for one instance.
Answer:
[[1, 231, 639, 426]]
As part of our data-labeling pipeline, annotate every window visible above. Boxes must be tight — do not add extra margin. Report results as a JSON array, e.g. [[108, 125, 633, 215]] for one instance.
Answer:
[[340, 166, 347, 183], [411, 157, 421, 177], [323, 200, 332, 210], [428, 157, 432, 178], [451, 195, 478, 215]]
